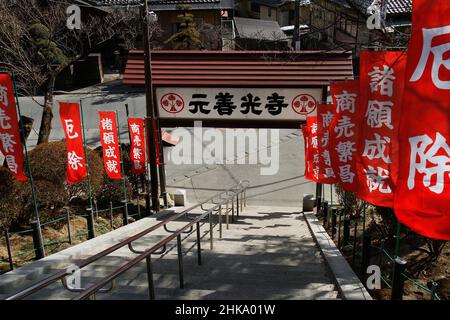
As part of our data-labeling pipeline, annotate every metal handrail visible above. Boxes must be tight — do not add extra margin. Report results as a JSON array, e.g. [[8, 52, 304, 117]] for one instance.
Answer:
[[73, 181, 249, 300], [74, 206, 218, 300], [4, 180, 249, 300]]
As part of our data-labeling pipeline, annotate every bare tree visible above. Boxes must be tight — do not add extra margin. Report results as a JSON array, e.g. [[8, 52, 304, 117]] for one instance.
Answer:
[[0, 0, 144, 144]]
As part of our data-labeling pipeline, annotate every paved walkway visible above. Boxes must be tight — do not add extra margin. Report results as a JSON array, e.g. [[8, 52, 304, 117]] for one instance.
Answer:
[[0, 206, 339, 300]]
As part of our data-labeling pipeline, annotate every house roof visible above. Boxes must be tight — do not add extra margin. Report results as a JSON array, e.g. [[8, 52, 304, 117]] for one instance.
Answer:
[[346, 0, 412, 15], [386, 0, 412, 14], [122, 50, 354, 87], [252, 0, 288, 8], [252, 0, 310, 8], [234, 17, 286, 41], [84, 0, 234, 10]]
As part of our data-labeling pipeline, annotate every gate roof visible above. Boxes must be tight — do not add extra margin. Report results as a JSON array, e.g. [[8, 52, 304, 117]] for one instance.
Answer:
[[123, 50, 354, 87]]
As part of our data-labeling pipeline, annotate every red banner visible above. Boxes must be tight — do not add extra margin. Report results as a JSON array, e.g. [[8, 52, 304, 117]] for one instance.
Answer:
[[317, 104, 339, 184], [305, 116, 320, 182], [128, 118, 146, 174], [60, 102, 87, 184], [394, 0, 450, 240], [99, 111, 122, 180], [329, 80, 361, 192], [0, 74, 28, 181], [355, 51, 407, 207]]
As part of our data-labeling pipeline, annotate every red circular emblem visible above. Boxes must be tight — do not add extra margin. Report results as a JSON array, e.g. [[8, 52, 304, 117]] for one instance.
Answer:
[[291, 94, 317, 115], [160, 93, 184, 114]]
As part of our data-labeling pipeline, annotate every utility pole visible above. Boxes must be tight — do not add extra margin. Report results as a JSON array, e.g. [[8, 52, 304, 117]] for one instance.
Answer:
[[292, 0, 300, 50], [142, 0, 160, 213]]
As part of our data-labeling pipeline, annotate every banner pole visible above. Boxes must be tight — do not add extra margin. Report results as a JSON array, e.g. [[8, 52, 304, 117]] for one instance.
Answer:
[[394, 221, 401, 257], [116, 111, 128, 202], [330, 184, 333, 209], [11, 74, 45, 258], [79, 99, 94, 214], [362, 201, 366, 238]]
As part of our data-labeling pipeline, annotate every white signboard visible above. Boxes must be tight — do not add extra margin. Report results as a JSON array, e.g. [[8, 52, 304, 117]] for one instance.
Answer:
[[156, 87, 321, 121]]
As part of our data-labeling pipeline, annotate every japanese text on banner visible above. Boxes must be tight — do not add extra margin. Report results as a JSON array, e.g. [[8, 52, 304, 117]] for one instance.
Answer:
[[356, 51, 407, 207], [59, 102, 87, 184], [317, 104, 338, 184], [0, 74, 27, 181], [330, 80, 361, 192], [99, 111, 122, 180], [128, 118, 146, 174], [394, 0, 450, 240]]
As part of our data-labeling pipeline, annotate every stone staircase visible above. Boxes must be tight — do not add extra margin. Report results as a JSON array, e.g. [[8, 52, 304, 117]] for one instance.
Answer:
[[1, 206, 340, 300]]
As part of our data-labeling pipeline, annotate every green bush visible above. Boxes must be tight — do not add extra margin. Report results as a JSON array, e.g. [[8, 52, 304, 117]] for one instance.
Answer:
[[0, 167, 22, 231], [18, 141, 105, 224]]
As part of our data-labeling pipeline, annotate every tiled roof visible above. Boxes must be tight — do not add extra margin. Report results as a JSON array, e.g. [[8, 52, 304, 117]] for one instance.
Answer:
[[346, 0, 411, 15], [83, 0, 234, 10], [86, 0, 222, 5], [123, 50, 354, 87], [386, 0, 412, 14]]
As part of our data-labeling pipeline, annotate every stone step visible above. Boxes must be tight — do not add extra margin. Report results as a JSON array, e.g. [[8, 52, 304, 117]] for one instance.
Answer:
[[101, 285, 339, 300]]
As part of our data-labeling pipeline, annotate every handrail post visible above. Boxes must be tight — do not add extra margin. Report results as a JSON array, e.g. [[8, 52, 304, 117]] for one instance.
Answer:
[[361, 234, 372, 275], [137, 194, 141, 218], [145, 255, 155, 300], [231, 198, 235, 222], [209, 212, 213, 250], [226, 200, 229, 230], [86, 208, 95, 240], [236, 194, 240, 218], [391, 257, 407, 301], [94, 199, 99, 220], [122, 200, 129, 226], [352, 218, 358, 267], [65, 208, 72, 245], [431, 281, 438, 300], [343, 215, 350, 247], [4, 230, 14, 271], [337, 210, 342, 248], [196, 222, 202, 266], [240, 192, 243, 213], [109, 201, 114, 230], [331, 208, 337, 238], [31, 220, 45, 259], [145, 192, 151, 216], [244, 190, 247, 207], [322, 201, 328, 228], [219, 205, 223, 239], [176, 235, 184, 289], [379, 239, 385, 267]]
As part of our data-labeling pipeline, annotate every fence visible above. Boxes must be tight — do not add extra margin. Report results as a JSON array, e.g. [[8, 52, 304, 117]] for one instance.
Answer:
[[0, 197, 149, 275], [319, 197, 441, 301]]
